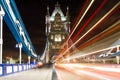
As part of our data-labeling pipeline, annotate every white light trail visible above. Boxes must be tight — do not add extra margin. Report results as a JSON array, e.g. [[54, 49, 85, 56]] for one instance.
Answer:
[[55, 2, 120, 62], [55, 0, 95, 61], [61, 0, 95, 48], [67, 20, 120, 58], [79, 45, 120, 57], [69, 0, 95, 39], [65, 45, 120, 60]]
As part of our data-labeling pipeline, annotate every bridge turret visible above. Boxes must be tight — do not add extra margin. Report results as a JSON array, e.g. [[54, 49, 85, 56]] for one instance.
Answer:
[[45, 6, 51, 36], [45, 3, 70, 63], [66, 6, 70, 33]]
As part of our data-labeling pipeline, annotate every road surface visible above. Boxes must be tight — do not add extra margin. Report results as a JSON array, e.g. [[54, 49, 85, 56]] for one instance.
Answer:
[[55, 63, 120, 80], [1, 64, 120, 80]]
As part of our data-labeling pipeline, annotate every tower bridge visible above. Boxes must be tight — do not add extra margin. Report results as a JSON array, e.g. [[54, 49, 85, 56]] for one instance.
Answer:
[[0, 0, 120, 80]]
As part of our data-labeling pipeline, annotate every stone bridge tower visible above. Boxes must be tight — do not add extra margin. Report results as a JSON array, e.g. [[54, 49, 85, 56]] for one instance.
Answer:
[[45, 3, 70, 63]]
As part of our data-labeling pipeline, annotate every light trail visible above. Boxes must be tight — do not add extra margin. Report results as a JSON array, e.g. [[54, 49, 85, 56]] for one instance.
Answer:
[[60, 0, 94, 49], [57, 0, 94, 57], [56, 63, 120, 80], [57, 0, 95, 57], [70, 0, 89, 33], [72, 0, 107, 41], [79, 45, 120, 57], [64, 32, 120, 61], [66, 45, 120, 60], [70, 20, 120, 54], [68, 2, 120, 58], [89, 66, 120, 73], [67, 63, 120, 72], [69, 0, 94, 39], [55, 2, 120, 62], [61, 0, 107, 55], [68, 5, 120, 56], [56, 64, 99, 80]]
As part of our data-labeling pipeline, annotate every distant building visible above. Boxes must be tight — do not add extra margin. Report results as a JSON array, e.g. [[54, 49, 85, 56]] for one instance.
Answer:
[[45, 3, 70, 63]]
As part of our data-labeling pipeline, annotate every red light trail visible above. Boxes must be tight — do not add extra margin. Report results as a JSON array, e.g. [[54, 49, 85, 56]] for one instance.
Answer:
[[70, 0, 88, 33], [72, 0, 107, 41], [55, 1, 120, 62]]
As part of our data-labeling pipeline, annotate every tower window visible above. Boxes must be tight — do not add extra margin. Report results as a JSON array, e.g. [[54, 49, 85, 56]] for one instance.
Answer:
[[51, 35, 53, 39], [63, 35, 65, 39], [55, 34, 61, 42]]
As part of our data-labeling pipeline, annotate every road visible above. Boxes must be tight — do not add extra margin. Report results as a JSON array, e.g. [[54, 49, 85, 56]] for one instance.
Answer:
[[55, 63, 120, 80], [0, 67, 52, 80], [0, 63, 120, 80]]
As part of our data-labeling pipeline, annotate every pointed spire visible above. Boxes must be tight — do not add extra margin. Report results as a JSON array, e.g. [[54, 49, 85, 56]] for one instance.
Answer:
[[55, 2, 60, 7], [47, 6, 50, 16], [67, 6, 69, 11], [66, 6, 69, 16]]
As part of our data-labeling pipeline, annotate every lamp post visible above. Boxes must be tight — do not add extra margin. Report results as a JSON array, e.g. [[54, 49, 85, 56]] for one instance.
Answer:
[[0, 6, 5, 64], [16, 43, 22, 64], [28, 56, 31, 64], [34, 59, 36, 64]]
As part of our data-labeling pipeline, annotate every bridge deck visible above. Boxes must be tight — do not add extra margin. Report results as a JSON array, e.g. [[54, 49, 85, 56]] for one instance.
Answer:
[[0, 63, 120, 80], [0, 67, 52, 80]]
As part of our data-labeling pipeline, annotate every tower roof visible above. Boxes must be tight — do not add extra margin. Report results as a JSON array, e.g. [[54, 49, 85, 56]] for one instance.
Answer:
[[50, 3, 66, 21]]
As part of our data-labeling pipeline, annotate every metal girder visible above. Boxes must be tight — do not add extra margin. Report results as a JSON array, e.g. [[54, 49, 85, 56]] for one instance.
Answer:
[[0, 0, 37, 58]]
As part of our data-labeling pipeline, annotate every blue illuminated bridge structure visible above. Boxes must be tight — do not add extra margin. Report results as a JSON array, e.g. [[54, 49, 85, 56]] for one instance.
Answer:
[[0, 0, 120, 80]]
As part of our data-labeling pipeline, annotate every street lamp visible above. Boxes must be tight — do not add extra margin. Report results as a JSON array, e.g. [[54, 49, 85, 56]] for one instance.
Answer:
[[16, 43, 22, 64], [0, 5, 5, 64], [28, 56, 31, 64]]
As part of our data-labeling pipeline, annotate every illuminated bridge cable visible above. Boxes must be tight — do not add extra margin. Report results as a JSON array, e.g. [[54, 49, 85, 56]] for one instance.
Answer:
[[55, 1, 120, 62]]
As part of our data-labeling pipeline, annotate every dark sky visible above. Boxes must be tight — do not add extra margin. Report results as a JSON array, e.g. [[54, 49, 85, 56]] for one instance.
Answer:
[[3, 0, 120, 60], [3, 0, 85, 59]]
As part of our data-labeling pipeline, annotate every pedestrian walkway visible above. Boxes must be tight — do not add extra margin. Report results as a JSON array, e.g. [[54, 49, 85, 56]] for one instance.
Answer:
[[0, 67, 52, 80]]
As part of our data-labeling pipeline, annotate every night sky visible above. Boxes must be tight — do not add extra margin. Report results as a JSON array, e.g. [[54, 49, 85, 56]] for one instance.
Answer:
[[3, 0, 85, 59]]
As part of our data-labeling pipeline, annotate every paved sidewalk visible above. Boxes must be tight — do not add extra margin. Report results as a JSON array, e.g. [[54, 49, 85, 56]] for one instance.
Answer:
[[0, 68, 52, 80]]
